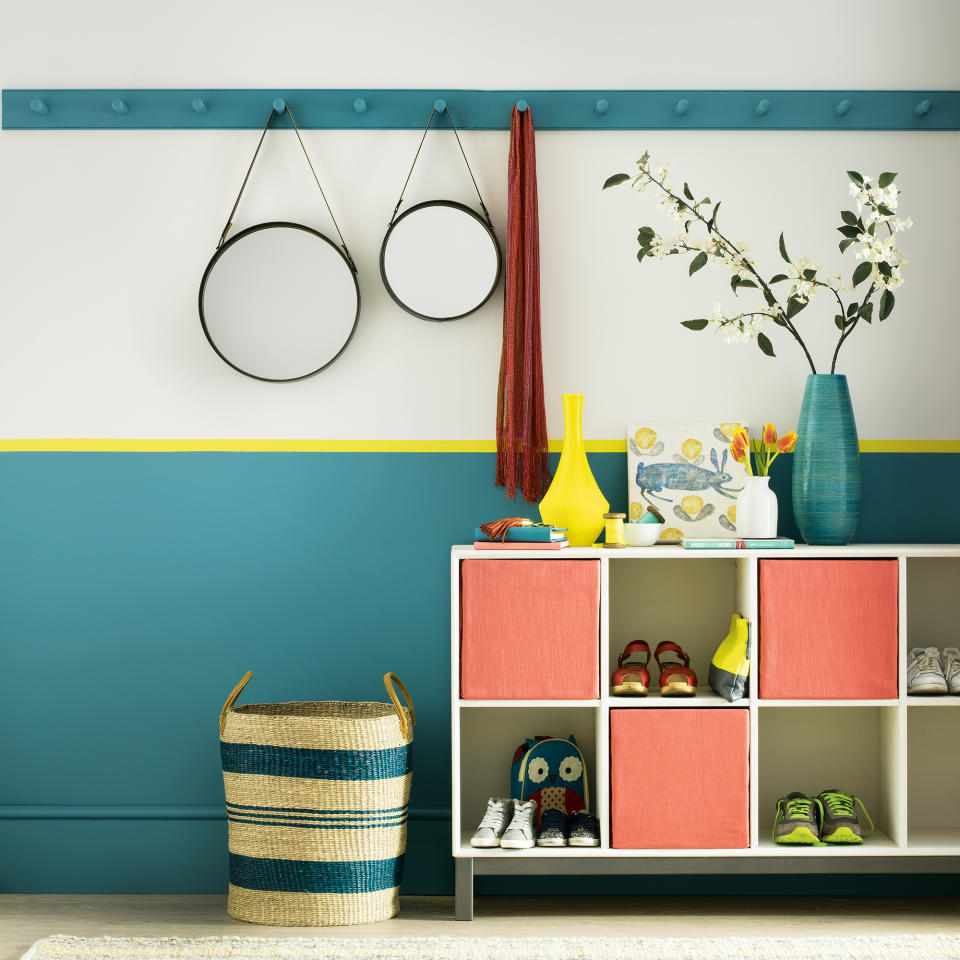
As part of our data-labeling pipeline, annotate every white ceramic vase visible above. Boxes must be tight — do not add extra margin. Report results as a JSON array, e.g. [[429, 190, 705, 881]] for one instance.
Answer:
[[737, 476, 778, 538]]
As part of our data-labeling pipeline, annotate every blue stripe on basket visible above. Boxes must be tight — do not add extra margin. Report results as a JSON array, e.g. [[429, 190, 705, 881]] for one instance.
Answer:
[[226, 809, 407, 824], [229, 852, 404, 893], [228, 815, 406, 830], [227, 803, 408, 816], [220, 741, 412, 781]]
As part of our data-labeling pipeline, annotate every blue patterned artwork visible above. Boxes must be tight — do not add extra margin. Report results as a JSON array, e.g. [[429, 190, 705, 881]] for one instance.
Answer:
[[627, 420, 752, 541]]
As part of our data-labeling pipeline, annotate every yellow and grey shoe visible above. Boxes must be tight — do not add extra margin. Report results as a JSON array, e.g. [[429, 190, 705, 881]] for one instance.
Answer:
[[816, 789, 874, 844], [773, 792, 820, 845]]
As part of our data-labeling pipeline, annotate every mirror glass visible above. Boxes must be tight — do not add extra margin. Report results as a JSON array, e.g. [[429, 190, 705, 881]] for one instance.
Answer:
[[199, 223, 360, 381], [380, 202, 501, 321]]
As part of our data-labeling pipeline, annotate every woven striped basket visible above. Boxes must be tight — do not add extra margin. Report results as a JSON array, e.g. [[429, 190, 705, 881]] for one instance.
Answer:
[[219, 671, 414, 926]]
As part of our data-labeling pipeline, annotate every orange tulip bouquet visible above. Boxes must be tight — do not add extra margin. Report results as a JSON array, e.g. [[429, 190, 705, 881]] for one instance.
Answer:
[[730, 423, 798, 477]]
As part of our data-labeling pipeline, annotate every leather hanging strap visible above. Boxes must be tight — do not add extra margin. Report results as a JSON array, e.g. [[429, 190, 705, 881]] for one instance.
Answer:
[[216, 104, 354, 269], [389, 106, 492, 226]]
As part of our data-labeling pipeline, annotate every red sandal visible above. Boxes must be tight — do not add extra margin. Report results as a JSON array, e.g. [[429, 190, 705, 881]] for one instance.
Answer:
[[654, 641, 697, 696], [612, 641, 651, 696]]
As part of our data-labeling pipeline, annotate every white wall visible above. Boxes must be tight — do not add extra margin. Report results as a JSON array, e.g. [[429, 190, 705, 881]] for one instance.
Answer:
[[1, 0, 958, 442]]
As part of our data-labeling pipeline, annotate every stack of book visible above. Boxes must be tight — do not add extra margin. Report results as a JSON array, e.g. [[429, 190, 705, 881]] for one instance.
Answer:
[[473, 525, 569, 550], [682, 537, 795, 550]]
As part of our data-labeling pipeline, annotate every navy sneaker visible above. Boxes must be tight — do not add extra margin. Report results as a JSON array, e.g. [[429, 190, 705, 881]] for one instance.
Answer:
[[536, 807, 569, 847], [568, 810, 600, 847]]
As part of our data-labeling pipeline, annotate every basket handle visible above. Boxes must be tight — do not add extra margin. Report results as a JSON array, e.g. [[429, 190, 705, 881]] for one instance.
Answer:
[[383, 673, 415, 739], [219, 671, 254, 735]]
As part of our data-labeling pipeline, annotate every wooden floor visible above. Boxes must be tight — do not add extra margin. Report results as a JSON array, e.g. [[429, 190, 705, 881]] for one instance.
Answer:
[[2, 895, 959, 960]]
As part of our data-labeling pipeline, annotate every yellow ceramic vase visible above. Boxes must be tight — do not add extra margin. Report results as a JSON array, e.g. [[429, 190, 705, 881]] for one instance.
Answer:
[[539, 394, 609, 546]]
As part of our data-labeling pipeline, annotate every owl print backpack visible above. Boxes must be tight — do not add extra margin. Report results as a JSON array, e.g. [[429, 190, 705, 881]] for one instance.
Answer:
[[511, 735, 588, 815]]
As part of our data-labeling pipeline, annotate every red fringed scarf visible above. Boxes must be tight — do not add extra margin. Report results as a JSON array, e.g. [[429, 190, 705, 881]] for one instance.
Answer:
[[495, 105, 550, 503]]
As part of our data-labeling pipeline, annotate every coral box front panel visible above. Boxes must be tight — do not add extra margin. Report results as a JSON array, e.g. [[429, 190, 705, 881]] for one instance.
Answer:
[[610, 708, 750, 849], [459, 559, 600, 699], [758, 559, 899, 699]]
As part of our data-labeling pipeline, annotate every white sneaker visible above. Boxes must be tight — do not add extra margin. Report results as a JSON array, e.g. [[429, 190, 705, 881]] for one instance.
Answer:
[[941, 647, 960, 695], [907, 646, 948, 694], [500, 799, 538, 850], [470, 797, 512, 848]]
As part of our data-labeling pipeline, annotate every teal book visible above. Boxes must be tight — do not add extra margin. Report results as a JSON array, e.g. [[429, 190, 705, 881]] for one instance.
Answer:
[[474, 525, 567, 543], [682, 537, 795, 550]]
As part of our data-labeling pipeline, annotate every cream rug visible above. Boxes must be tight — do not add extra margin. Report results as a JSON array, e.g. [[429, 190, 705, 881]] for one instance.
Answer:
[[20, 935, 960, 959]]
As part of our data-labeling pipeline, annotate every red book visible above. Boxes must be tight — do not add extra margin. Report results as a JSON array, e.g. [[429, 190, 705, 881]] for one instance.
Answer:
[[472, 540, 569, 550]]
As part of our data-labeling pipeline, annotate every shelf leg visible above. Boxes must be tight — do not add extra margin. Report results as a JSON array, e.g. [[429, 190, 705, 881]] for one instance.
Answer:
[[455, 857, 474, 920]]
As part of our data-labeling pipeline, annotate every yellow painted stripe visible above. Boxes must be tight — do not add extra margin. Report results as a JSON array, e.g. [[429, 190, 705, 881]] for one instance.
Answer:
[[0, 438, 957, 454], [859, 439, 960, 453]]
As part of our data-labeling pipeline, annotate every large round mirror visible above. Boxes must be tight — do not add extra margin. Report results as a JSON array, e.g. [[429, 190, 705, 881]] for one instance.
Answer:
[[380, 201, 502, 322], [199, 222, 360, 382]]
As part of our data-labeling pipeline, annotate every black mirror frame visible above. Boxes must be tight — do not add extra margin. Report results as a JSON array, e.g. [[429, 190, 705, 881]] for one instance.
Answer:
[[379, 200, 502, 323], [198, 221, 361, 383]]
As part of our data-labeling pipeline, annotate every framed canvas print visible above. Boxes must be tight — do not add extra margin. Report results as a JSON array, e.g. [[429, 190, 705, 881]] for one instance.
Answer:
[[627, 421, 750, 541]]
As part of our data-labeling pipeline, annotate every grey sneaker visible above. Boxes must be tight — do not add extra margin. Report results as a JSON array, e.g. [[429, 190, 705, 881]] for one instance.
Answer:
[[941, 647, 960, 695], [773, 792, 819, 845], [536, 807, 568, 847], [817, 789, 874, 844], [568, 810, 600, 847], [500, 799, 537, 850], [470, 797, 512, 848], [907, 646, 948, 694]]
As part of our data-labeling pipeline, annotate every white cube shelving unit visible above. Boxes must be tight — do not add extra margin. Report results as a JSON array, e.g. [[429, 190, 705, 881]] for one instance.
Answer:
[[450, 544, 960, 920]]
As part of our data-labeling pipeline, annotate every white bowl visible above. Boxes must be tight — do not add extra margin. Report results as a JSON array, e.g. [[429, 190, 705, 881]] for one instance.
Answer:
[[624, 522, 665, 547]]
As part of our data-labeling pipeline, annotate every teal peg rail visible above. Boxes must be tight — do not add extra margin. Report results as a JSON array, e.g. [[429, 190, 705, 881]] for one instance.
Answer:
[[3, 89, 959, 130]]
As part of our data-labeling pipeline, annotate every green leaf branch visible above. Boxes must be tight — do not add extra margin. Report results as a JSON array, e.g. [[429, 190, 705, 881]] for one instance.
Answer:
[[604, 159, 911, 373]]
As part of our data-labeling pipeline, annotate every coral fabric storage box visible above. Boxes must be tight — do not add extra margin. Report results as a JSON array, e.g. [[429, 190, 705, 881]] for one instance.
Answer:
[[759, 559, 899, 700], [611, 708, 749, 849], [459, 559, 600, 699]]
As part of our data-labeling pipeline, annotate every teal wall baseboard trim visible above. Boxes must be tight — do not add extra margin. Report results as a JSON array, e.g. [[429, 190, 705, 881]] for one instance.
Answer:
[[1, 450, 958, 894], [0, 805, 452, 821], [3, 89, 958, 131]]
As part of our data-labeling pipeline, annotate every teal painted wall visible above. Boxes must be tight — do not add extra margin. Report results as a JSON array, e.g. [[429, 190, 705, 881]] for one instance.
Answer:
[[1, 450, 959, 894]]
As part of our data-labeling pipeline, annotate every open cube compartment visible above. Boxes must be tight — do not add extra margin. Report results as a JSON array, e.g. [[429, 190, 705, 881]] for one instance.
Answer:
[[908, 706, 960, 850], [758, 705, 901, 849], [608, 557, 744, 703], [906, 557, 959, 701], [456, 706, 600, 854]]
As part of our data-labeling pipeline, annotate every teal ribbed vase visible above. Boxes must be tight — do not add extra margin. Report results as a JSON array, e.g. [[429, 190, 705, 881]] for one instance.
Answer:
[[792, 374, 861, 545]]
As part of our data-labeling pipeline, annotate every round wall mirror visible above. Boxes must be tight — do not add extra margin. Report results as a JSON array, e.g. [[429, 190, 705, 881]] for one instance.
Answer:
[[380, 201, 502, 322], [199, 222, 360, 382]]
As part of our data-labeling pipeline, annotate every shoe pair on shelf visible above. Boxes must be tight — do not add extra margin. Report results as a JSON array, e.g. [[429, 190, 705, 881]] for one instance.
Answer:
[[907, 646, 960, 695], [773, 789, 874, 845], [470, 797, 600, 850], [535, 808, 600, 848], [612, 640, 697, 697]]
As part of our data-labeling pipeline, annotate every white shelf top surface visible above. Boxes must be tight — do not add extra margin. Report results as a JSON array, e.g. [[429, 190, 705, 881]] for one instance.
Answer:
[[453, 544, 960, 559], [755, 829, 902, 855], [608, 690, 746, 707], [456, 828, 959, 858]]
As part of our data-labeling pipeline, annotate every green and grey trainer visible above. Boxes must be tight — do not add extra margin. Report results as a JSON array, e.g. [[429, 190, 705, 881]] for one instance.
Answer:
[[817, 789, 874, 844], [773, 792, 820, 844]]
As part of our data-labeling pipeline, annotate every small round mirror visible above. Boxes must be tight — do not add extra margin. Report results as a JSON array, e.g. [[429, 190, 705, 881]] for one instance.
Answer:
[[199, 222, 360, 382], [380, 201, 502, 322]]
